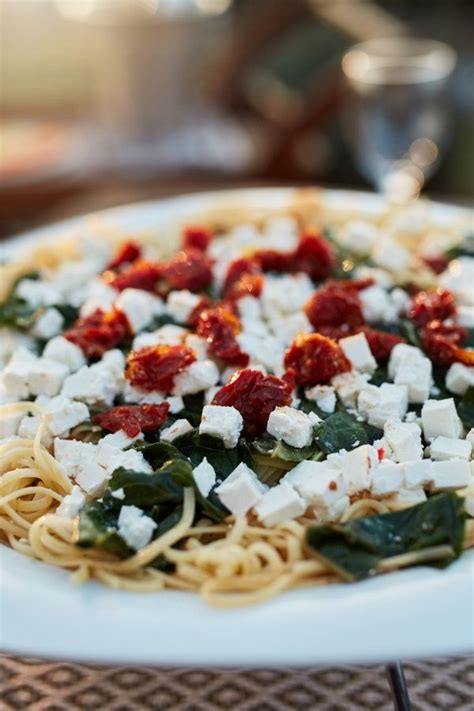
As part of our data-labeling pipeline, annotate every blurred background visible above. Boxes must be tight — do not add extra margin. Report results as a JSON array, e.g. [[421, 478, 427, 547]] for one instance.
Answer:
[[0, 0, 473, 236]]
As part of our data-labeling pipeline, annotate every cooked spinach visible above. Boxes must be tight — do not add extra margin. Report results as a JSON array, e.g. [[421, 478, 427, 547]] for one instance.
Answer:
[[76, 499, 130, 555], [306, 493, 465, 581], [172, 429, 252, 478], [179, 392, 205, 427], [457, 386, 474, 429], [0, 291, 40, 329], [298, 395, 329, 420], [252, 434, 322, 464], [109, 461, 189, 506], [314, 412, 372, 454], [145, 313, 182, 330]]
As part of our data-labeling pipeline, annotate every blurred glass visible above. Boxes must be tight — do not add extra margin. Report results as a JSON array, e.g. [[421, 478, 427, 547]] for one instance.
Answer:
[[341, 37, 457, 202]]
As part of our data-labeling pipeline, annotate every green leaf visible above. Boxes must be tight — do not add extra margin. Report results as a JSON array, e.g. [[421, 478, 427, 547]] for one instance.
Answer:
[[314, 412, 369, 454], [306, 493, 465, 581], [146, 313, 182, 330], [457, 386, 474, 429], [179, 392, 205, 427], [0, 292, 40, 329], [134, 440, 188, 469], [298, 395, 328, 420], [251, 434, 321, 464], [399, 320, 422, 349], [76, 499, 130, 555], [173, 429, 252, 478], [109, 460, 191, 507]]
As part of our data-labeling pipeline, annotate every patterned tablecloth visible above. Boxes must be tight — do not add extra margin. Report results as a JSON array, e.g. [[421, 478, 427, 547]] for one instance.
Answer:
[[1, 655, 472, 710]]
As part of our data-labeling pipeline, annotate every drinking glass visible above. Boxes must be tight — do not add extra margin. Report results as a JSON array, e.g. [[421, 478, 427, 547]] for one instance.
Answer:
[[341, 37, 457, 202]]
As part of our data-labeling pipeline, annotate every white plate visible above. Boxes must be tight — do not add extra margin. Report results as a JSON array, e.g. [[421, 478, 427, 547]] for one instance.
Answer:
[[1, 188, 473, 666]]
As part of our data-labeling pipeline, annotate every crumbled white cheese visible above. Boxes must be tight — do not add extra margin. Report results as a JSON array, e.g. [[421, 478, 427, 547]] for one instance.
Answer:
[[184, 334, 208, 361], [267, 406, 314, 449], [15, 278, 61, 308], [430, 459, 471, 490], [62, 350, 125, 406], [166, 395, 184, 414], [117, 505, 157, 551], [160, 418, 193, 442], [446, 363, 474, 396], [331, 370, 371, 407], [305, 385, 336, 414], [172, 360, 219, 396], [383, 419, 423, 463], [339, 332, 377, 374], [192, 457, 216, 497], [55, 485, 85, 519], [43, 336, 86, 372], [32, 308, 64, 340], [215, 462, 266, 515], [439, 257, 474, 306], [115, 288, 163, 333], [421, 398, 463, 440], [199, 405, 243, 449], [430, 436, 472, 462], [132, 324, 187, 350], [331, 444, 379, 494], [372, 236, 411, 273], [371, 460, 404, 496], [357, 383, 408, 428], [359, 284, 396, 323], [394, 356, 432, 404], [0, 412, 23, 440], [166, 290, 200, 323], [79, 279, 118, 317], [338, 219, 378, 254], [255, 482, 306, 527]]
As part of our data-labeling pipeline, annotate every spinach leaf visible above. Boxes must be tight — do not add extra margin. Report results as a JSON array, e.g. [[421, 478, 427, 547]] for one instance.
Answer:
[[314, 412, 369, 454], [251, 434, 321, 464], [173, 429, 252, 478], [399, 320, 422, 349], [109, 461, 190, 506], [146, 313, 182, 330], [134, 440, 188, 469], [55, 303, 79, 328], [306, 493, 465, 581], [457, 386, 474, 429], [179, 392, 205, 427], [0, 292, 39, 329], [298, 395, 328, 420], [76, 499, 130, 555]]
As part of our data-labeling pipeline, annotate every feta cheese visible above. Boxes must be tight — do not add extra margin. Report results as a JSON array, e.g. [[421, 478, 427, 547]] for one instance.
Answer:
[[394, 356, 432, 404], [160, 418, 193, 442], [267, 406, 314, 449], [421, 398, 463, 440], [105, 448, 152, 476], [371, 460, 404, 496], [15, 278, 61, 308], [237, 296, 262, 322], [457, 305, 474, 328], [199, 405, 243, 449], [261, 273, 313, 317], [255, 482, 306, 527], [184, 334, 208, 361], [166, 395, 184, 414], [32, 308, 64, 340], [111, 488, 125, 500], [336, 444, 379, 494], [339, 332, 377, 374], [166, 290, 200, 323], [0, 328, 35, 368], [192, 457, 216, 497], [331, 370, 371, 407], [117, 505, 157, 551], [268, 312, 312, 346], [305, 385, 336, 414], [383, 420, 423, 462], [28, 358, 69, 397], [430, 436, 472, 462], [100, 430, 142, 448], [43, 336, 86, 372], [284, 460, 347, 508], [0, 411, 22, 439], [372, 236, 411, 272], [439, 257, 474, 306], [236, 332, 285, 374], [79, 279, 118, 317], [0, 347, 37, 399], [123, 381, 165, 405], [172, 360, 219, 396], [115, 288, 162, 333], [41, 395, 89, 436], [53, 438, 108, 495], [18, 415, 52, 446], [430, 459, 471, 490], [354, 265, 394, 288], [359, 284, 396, 323], [55, 485, 85, 519], [403, 459, 433, 489], [357, 383, 408, 428], [388, 343, 425, 380], [338, 219, 378, 254], [391, 487, 427, 506], [132, 324, 187, 350], [215, 462, 266, 515], [467, 429, 474, 447], [62, 350, 125, 406], [446, 363, 474, 396]]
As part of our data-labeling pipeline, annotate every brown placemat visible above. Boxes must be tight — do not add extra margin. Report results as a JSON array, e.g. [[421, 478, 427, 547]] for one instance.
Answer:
[[1, 654, 473, 710]]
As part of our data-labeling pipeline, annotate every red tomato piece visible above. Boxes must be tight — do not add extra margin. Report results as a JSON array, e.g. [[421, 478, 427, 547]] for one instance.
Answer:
[[253, 248, 294, 273], [126, 344, 196, 392], [182, 226, 213, 252], [159, 248, 213, 294], [324, 277, 375, 292], [360, 327, 405, 362], [422, 255, 450, 275], [305, 286, 365, 330], [93, 403, 170, 438], [284, 333, 351, 386], [212, 368, 293, 435], [292, 233, 336, 280], [224, 258, 264, 300], [108, 260, 163, 293], [409, 288, 456, 327], [64, 308, 130, 360], [107, 240, 142, 271], [186, 294, 214, 327], [421, 320, 473, 367], [196, 306, 249, 366]]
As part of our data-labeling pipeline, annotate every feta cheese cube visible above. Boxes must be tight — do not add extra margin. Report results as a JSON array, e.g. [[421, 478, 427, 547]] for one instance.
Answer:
[[43, 396, 89, 436], [55, 485, 85, 519], [160, 418, 193, 442], [269, 312, 312, 347], [430, 459, 471, 490], [403, 459, 433, 489], [122, 381, 165, 405], [388, 343, 425, 379], [166, 290, 200, 323], [0, 347, 37, 399], [204, 385, 220, 405], [184, 334, 208, 360], [394, 356, 432, 404], [32, 308, 64, 340], [338, 219, 378, 254], [421, 398, 463, 440], [255, 482, 306, 527], [430, 436, 472, 462], [237, 296, 262, 322], [305, 385, 336, 414], [192, 457, 216, 497], [357, 383, 408, 428], [100, 430, 143, 449], [371, 460, 404, 496], [166, 395, 184, 414], [79, 279, 118, 317], [339, 332, 377, 374], [284, 460, 347, 507], [391, 487, 427, 506], [199, 405, 243, 449], [446, 363, 474, 396], [331, 371, 371, 407], [28, 358, 69, 397], [54, 438, 108, 495], [43, 336, 86, 372], [337, 444, 379, 494], [267, 406, 314, 449], [439, 257, 474, 306], [236, 332, 285, 374], [457, 305, 474, 328], [115, 288, 163, 333], [0, 328, 35, 368], [359, 285, 394, 323], [172, 360, 219, 396], [118, 505, 157, 551], [0, 411, 22, 439], [383, 420, 423, 462], [15, 278, 61, 308], [372, 236, 411, 272], [18, 415, 52, 446], [132, 324, 187, 350], [105, 448, 153, 477], [467, 429, 474, 447], [261, 273, 313, 316], [215, 462, 266, 515], [112, 487, 125, 500], [62, 351, 124, 406], [354, 265, 394, 288]]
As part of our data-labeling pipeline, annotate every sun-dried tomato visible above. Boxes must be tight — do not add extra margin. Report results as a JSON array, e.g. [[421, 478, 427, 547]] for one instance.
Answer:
[[126, 344, 196, 392], [409, 288, 456, 327], [196, 306, 249, 366], [93, 403, 170, 438], [212, 368, 293, 435], [107, 240, 142, 271], [108, 260, 162, 293], [224, 257, 264, 300], [186, 294, 214, 327], [182, 226, 213, 252], [284, 333, 351, 386], [421, 320, 473, 367], [253, 248, 294, 273], [324, 277, 375, 292], [292, 233, 336, 280], [64, 308, 130, 360], [159, 248, 213, 294], [360, 327, 405, 362], [305, 286, 365, 330], [422, 255, 450, 275]]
